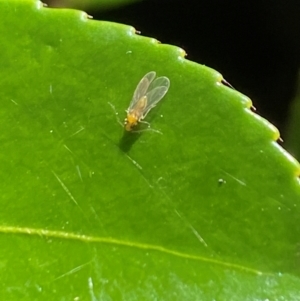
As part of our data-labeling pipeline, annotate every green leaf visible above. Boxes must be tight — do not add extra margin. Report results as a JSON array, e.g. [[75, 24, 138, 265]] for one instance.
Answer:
[[0, 0, 300, 300]]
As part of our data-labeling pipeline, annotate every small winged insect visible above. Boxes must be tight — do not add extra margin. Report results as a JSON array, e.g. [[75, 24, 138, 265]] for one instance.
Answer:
[[124, 71, 170, 131]]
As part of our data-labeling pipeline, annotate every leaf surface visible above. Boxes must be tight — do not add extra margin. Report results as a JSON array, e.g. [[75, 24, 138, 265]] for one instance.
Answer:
[[0, 1, 300, 300]]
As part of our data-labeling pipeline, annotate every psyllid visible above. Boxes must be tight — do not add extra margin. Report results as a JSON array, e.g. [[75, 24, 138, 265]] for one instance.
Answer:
[[124, 71, 170, 131]]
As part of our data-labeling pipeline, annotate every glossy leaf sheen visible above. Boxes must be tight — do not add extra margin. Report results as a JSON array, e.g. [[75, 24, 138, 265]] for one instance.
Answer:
[[0, 1, 300, 300]]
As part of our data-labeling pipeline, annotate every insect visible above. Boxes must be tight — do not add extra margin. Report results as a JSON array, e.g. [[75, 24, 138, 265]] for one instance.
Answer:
[[124, 71, 170, 131]]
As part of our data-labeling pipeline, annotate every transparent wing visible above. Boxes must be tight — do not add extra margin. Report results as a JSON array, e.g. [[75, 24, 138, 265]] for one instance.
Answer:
[[142, 76, 170, 118], [128, 71, 156, 111]]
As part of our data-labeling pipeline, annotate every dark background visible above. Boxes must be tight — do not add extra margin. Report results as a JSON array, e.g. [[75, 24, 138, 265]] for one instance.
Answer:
[[92, 0, 300, 135], [50, 0, 300, 135]]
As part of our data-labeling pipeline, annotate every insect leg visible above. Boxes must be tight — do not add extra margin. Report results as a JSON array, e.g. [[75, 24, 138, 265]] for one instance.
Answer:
[[139, 120, 151, 127], [131, 127, 162, 134]]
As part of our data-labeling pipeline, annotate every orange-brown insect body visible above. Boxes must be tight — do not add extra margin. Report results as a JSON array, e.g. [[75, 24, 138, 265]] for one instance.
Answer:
[[125, 96, 147, 131]]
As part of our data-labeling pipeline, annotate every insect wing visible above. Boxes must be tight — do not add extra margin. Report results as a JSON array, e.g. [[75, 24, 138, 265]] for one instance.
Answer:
[[128, 71, 156, 111], [142, 76, 170, 118]]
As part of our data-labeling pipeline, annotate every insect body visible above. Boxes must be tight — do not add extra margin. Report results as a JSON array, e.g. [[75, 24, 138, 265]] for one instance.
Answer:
[[124, 71, 170, 131]]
